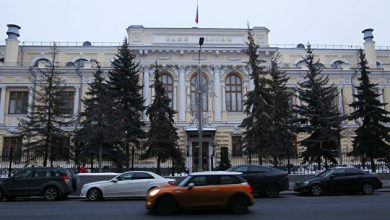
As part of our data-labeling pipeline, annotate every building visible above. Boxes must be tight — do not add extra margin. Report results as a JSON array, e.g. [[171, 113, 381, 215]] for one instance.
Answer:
[[1, 24, 390, 171]]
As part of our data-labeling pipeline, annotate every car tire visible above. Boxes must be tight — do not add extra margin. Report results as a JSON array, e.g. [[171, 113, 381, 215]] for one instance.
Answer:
[[87, 188, 103, 201], [44, 186, 59, 201], [362, 183, 374, 195], [264, 183, 280, 198], [230, 196, 249, 214], [154, 196, 178, 215], [310, 184, 322, 196]]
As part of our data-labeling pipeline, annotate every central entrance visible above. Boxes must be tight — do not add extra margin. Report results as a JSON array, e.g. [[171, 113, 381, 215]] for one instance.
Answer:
[[192, 142, 209, 172]]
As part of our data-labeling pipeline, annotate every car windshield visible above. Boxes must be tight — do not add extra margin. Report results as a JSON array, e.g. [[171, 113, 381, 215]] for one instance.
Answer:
[[316, 169, 335, 177]]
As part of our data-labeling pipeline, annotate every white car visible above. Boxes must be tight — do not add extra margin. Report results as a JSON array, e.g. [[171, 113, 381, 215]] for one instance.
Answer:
[[80, 171, 176, 201]]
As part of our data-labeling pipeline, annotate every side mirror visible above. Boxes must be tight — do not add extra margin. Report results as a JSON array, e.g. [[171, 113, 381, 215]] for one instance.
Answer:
[[187, 183, 194, 190], [111, 179, 118, 183]]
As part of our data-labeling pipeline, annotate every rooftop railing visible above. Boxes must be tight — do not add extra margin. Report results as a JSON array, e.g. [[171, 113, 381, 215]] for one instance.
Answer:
[[0, 41, 389, 50]]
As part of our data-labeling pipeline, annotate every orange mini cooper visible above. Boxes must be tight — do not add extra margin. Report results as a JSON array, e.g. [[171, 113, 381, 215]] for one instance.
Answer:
[[145, 171, 255, 215]]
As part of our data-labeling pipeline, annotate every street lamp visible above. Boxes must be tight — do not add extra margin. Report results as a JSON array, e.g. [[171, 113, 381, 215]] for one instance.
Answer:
[[197, 37, 204, 172]]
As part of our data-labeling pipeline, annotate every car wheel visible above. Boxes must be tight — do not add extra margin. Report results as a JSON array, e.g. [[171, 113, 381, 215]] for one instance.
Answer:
[[362, 183, 374, 195], [264, 183, 280, 198], [44, 186, 59, 201], [154, 197, 178, 215], [310, 184, 322, 196], [87, 188, 103, 201], [230, 196, 249, 214]]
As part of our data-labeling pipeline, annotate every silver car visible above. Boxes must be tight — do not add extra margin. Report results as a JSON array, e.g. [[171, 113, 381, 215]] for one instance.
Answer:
[[80, 171, 176, 201]]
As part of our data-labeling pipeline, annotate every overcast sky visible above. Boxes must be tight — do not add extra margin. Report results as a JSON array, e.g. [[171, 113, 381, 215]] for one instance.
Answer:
[[1, 0, 389, 46]]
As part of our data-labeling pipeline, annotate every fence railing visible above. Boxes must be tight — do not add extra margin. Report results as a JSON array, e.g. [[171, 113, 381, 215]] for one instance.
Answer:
[[1, 151, 389, 177]]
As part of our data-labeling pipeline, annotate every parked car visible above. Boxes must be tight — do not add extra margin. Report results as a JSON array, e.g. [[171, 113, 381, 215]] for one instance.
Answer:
[[226, 164, 289, 198], [80, 171, 176, 201], [0, 167, 75, 201], [294, 167, 383, 196], [146, 171, 255, 215]]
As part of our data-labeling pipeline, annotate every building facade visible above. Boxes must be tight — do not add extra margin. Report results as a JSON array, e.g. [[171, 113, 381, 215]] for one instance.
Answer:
[[1, 24, 390, 171]]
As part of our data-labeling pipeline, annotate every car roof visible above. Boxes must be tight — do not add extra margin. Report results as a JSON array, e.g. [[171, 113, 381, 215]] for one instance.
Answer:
[[190, 171, 242, 176]]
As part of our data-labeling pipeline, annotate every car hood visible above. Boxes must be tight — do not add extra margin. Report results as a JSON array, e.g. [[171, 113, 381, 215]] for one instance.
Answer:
[[297, 177, 327, 184]]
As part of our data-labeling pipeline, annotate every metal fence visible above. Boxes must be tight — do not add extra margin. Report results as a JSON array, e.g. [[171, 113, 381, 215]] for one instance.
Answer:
[[1, 151, 389, 178]]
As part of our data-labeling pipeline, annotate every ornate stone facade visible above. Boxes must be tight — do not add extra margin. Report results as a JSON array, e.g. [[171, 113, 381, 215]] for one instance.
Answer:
[[1, 25, 390, 171]]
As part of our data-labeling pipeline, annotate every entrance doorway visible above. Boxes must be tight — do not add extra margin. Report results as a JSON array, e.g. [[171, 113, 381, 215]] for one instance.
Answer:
[[192, 142, 209, 172]]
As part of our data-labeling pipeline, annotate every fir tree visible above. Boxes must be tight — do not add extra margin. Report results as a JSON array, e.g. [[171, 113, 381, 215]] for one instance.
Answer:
[[76, 64, 121, 172], [349, 49, 390, 172], [107, 39, 145, 169], [295, 45, 343, 169], [268, 56, 297, 169], [241, 27, 273, 164], [17, 43, 73, 167], [143, 63, 184, 175]]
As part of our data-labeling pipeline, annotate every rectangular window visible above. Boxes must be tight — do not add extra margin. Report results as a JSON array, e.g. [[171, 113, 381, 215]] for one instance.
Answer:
[[2, 136, 23, 161], [57, 91, 75, 115], [9, 91, 28, 114], [232, 136, 242, 157]]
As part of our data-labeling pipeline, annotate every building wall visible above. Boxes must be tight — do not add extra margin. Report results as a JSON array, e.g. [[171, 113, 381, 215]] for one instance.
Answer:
[[1, 25, 390, 168]]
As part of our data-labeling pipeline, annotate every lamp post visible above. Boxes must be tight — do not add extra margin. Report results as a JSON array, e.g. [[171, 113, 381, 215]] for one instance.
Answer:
[[197, 37, 204, 172]]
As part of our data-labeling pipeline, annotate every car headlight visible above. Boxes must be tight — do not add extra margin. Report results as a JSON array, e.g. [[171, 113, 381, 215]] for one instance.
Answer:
[[303, 181, 310, 186], [148, 189, 160, 197]]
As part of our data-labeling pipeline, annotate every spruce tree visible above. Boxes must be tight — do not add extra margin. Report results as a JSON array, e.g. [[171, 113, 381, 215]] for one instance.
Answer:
[[107, 39, 145, 169], [241, 28, 273, 164], [143, 64, 184, 175], [349, 49, 390, 172], [76, 64, 121, 172], [268, 56, 297, 169], [295, 45, 343, 169], [17, 43, 73, 167]]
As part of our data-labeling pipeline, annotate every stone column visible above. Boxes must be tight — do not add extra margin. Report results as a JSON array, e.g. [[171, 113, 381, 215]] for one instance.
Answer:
[[73, 85, 80, 115], [213, 66, 222, 121], [0, 86, 6, 124], [222, 83, 227, 112], [338, 87, 343, 115], [173, 83, 177, 111], [143, 67, 150, 120], [28, 85, 34, 116], [178, 66, 187, 122]]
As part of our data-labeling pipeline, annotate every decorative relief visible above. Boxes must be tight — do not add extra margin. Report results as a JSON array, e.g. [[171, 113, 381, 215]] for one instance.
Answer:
[[132, 33, 141, 42], [205, 36, 232, 43]]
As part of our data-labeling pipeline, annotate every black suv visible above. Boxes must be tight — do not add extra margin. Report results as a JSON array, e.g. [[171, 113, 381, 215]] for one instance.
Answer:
[[0, 167, 75, 201]]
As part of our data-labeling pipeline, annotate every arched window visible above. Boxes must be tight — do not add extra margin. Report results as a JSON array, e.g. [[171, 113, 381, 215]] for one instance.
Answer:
[[160, 74, 174, 108], [190, 73, 208, 112], [34, 58, 51, 67], [74, 58, 88, 67], [225, 74, 242, 112], [331, 60, 345, 69]]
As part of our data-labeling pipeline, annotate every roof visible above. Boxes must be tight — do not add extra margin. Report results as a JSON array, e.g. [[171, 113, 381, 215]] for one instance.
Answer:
[[190, 171, 242, 176]]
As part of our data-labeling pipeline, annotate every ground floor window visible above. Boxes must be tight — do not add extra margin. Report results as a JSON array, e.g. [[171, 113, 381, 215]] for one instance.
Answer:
[[2, 136, 23, 161], [232, 136, 242, 157]]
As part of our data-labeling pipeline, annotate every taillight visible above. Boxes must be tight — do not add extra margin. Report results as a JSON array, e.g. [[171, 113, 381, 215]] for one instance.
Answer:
[[168, 180, 176, 185], [62, 176, 70, 183], [247, 184, 253, 193]]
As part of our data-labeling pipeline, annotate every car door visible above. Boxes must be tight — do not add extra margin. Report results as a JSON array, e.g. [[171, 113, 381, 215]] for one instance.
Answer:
[[176, 175, 217, 208], [130, 172, 154, 196], [29, 169, 51, 195], [5, 169, 34, 196], [213, 175, 242, 206], [326, 169, 349, 193], [104, 172, 133, 197]]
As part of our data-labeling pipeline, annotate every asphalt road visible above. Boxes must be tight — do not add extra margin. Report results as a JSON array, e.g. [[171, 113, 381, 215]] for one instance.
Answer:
[[1, 192, 390, 220]]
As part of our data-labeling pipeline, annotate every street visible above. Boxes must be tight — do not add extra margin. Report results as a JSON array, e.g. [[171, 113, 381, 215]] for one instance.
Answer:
[[1, 192, 389, 220]]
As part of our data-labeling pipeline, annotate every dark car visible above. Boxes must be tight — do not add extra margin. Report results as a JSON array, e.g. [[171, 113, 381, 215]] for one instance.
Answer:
[[227, 165, 289, 198], [294, 167, 383, 196], [0, 167, 75, 201]]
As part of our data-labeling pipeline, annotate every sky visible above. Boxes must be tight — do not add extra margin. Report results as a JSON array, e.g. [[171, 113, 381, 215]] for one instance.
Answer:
[[1, 0, 389, 46]]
